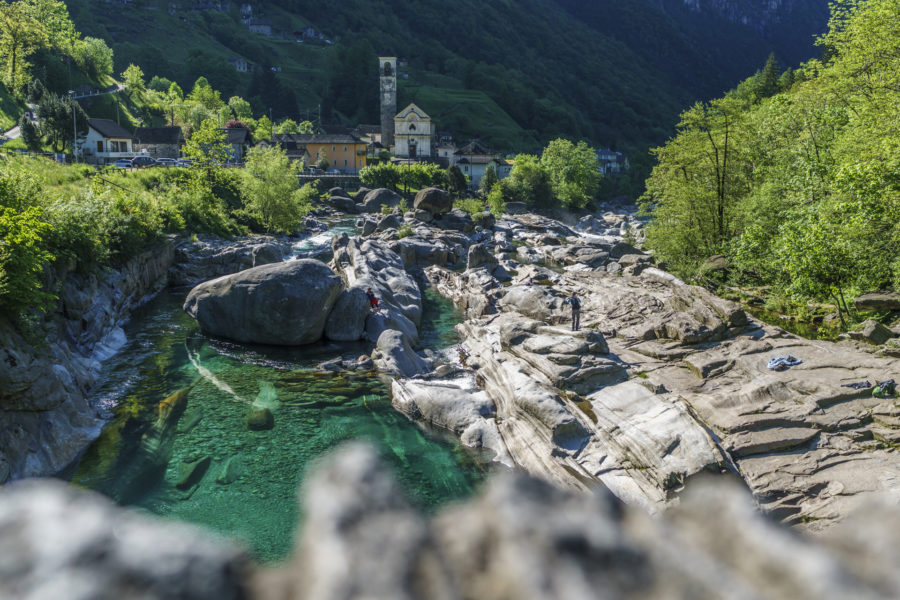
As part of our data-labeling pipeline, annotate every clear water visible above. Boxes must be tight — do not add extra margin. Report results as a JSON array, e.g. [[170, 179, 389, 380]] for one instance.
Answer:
[[290, 218, 358, 259], [68, 289, 488, 563]]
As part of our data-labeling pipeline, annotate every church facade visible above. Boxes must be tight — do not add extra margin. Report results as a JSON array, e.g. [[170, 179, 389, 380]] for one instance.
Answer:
[[393, 103, 433, 159]]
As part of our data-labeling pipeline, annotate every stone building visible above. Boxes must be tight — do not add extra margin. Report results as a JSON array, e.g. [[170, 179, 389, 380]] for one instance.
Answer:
[[379, 56, 397, 150], [133, 126, 184, 159], [393, 103, 432, 159]]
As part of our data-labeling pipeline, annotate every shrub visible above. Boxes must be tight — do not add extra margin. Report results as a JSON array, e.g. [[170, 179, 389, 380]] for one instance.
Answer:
[[453, 197, 484, 214], [0, 206, 55, 317]]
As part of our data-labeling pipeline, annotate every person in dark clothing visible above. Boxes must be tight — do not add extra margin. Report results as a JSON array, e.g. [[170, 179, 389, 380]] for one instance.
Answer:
[[365, 287, 380, 312], [562, 291, 581, 331]]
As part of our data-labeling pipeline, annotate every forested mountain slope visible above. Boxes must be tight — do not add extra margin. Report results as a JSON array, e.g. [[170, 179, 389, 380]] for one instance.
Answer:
[[66, 0, 829, 158]]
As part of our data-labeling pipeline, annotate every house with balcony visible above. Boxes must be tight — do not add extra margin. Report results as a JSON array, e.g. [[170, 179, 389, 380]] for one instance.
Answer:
[[80, 119, 134, 165]]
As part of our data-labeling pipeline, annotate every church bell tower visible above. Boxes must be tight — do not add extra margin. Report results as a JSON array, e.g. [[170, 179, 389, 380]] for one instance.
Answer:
[[379, 57, 397, 150]]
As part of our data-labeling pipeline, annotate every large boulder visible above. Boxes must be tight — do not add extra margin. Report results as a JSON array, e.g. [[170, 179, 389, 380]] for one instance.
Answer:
[[467, 243, 498, 270], [854, 292, 900, 312], [183, 259, 343, 345], [413, 187, 453, 216], [324, 287, 370, 342], [374, 329, 430, 378], [361, 188, 402, 213], [433, 208, 475, 233], [849, 319, 894, 345], [327, 195, 358, 214]]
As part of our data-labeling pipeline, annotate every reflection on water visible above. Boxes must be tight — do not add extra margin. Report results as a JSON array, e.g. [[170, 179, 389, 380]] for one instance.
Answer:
[[68, 290, 488, 563]]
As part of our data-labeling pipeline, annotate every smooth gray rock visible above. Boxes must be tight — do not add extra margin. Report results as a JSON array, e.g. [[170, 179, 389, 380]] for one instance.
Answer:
[[374, 329, 430, 379], [251, 242, 284, 267], [413, 186, 452, 215], [433, 208, 474, 232], [467, 243, 498, 270], [183, 259, 343, 345], [327, 195, 357, 213], [0, 479, 248, 600], [324, 287, 370, 342], [361, 188, 402, 213], [377, 213, 402, 231], [849, 320, 894, 345], [854, 292, 900, 312]]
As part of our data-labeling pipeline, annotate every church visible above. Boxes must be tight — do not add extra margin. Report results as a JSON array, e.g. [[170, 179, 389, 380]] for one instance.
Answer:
[[379, 56, 433, 159]]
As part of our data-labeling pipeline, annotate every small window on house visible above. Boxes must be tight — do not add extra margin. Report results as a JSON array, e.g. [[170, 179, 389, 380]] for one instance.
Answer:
[[333, 159, 336, 166], [332, 145, 335, 151], [316, 152, 319, 158], [343, 145, 347, 151], [344, 159, 347, 166]]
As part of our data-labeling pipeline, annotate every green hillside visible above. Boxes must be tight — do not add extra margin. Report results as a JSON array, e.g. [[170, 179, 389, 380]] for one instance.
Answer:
[[63, 0, 830, 161]]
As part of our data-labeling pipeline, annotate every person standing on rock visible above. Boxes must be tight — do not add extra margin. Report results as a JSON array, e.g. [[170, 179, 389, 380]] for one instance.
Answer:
[[365, 287, 380, 313], [562, 291, 581, 331]]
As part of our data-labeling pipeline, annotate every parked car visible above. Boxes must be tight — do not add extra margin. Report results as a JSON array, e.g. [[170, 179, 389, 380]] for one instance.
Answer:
[[327, 168, 340, 174], [113, 158, 134, 168], [156, 158, 177, 167], [175, 158, 193, 167], [131, 155, 157, 168]]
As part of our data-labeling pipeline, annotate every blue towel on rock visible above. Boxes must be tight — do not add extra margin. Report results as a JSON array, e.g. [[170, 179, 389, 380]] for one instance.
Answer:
[[767, 356, 802, 371]]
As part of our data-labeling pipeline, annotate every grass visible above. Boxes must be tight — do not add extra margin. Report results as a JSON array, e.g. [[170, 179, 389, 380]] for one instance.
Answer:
[[0, 82, 24, 132]]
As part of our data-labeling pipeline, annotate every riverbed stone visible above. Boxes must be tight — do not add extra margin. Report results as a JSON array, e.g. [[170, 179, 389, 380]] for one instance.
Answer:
[[246, 405, 274, 431], [176, 456, 212, 490], [361, 188, 402, 213], [849, 319, 894, 345], [184, 259, 343, 346], [413, 186, 452, 215], [854, 292, 900, 312], [467, 243, 498, 270], [327, 195, 357, 213]]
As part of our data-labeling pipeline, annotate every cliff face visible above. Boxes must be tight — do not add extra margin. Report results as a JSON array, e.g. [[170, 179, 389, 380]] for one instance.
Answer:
[[669, 0, 831, 36]]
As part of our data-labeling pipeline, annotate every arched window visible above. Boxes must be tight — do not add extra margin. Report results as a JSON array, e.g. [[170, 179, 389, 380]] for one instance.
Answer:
[[409, 124, 416, 131]]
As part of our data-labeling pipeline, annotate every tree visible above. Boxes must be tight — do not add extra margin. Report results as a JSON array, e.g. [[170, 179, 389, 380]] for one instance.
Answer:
[[445, 165, 467, 197], [122, 63, 145, 97], [359, 162, 401, 190], [0, 0, 46, 90], [508, 153, 553, 207], [188, 76, 224, 111], [74, 37, 113, 80], [18, 113, 40, 150], [183, 118, 229, 182], [480, 164, 498, 194], [243, 145, 308, 233], [316, 149, 330, 171], [756, 53, 780, 99], [539, 138, 600, 209], [165, 81, 183, 125], [254, 114, 273, 141], [274, 118, 299, 134], [228, 96, 253, 120], [36, 92, 87, 152]]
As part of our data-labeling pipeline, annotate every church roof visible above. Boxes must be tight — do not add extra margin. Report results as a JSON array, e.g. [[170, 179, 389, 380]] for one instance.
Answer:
[[394, 103, 430, 120]]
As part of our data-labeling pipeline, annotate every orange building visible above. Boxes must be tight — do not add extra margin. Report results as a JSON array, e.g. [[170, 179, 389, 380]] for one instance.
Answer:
[[280, 133, 367, 173]]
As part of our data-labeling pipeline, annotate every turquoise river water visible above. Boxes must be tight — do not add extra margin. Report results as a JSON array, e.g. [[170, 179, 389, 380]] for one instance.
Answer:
[[67, 284, 489, 563]]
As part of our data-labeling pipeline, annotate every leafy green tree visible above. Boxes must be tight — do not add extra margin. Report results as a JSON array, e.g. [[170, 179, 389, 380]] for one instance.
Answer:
[[188, 76, 224, 111], [227, 96, 253, 120], [253, 114, 273, 141], [0, 0, 46, 90], [36, 92, 87, 152], [540, 138, 600, 209], [359, 162, 401, 190], [486, 185, 506, 216], [242, 145, 308, 233], [122, 63, 145, 97], [0, 205, 54, 318], [18, 113, 40, 150], [446, 165, 467, 197], [274, 119, 299, 134], [480, 164, 498, 194], [756, 52, 780, 99], [184, 118, 229, 182], [74, 37, 113, 80], [316, 150, 330, 171], [508, 153, 553, 207]]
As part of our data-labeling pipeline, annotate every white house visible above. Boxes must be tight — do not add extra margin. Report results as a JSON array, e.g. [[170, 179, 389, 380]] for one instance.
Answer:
[[393, 103, 432, 159], [453, 140, 499, 189], [80, 119, 134, 165]]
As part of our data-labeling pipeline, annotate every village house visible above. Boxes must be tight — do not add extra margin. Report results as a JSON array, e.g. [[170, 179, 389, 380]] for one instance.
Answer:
[[261, 135, 308, 163], [453, 140, 499, 188], [247, 18, 272, 36], [80, 118, 134, 165], [133, 126, 184, 159], [276, 133, 367, 172], [393, 103, 433, 159], [435, 141, 457, 168], [227, 56, 255, 73], [597, 148, 629, 175], [224, 127, 253, 163]]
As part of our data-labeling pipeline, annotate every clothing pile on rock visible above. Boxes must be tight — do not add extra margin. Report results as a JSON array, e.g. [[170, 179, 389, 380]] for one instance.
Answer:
[[767, 356, 803, 371], [873, 379, 897, 398], [840, 380, 872, 390]]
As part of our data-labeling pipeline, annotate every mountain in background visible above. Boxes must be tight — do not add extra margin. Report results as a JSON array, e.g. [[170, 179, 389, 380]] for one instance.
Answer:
[[64, 0, 830, 169]]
